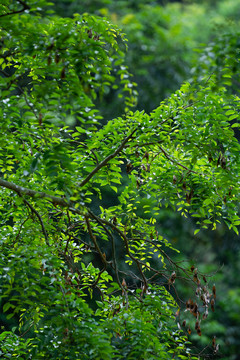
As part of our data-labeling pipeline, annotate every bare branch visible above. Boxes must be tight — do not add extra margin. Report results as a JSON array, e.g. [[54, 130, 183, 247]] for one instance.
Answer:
[[80, 127, 139, 187]]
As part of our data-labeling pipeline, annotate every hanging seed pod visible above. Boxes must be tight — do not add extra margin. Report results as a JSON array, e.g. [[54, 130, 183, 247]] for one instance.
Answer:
[[211, 298, 215, 312], [143, 151, 149, 161], [87, 29, 93, 38], [60, 67, 66, 79], [55, 53, 60, 64], [212, 284, 216, 299], [173, 175, 177, 184], [221, 156, 226, 169], [47, 55, 52, 66]]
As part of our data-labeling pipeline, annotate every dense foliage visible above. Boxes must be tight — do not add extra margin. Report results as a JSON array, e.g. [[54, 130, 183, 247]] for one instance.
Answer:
[[1, 0, 240, 359]]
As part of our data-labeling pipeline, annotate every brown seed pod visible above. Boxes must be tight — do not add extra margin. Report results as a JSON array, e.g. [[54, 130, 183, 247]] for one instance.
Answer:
[[211, 298, 215, 312], [143, 151, 149, 161], [87, 29, 93, 38], [212, 284, 216, 299], [221, 156, 226, 169], [60, 67, 66, 79], [182, 181, 186, 191], [55, 53, 60, 64], [47, 55, 52, 66]]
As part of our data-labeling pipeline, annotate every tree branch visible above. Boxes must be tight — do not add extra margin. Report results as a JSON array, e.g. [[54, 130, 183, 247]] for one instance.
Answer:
[[0, 0, 30, 18], [0, 178, 70, 208], [79, 127, 139, 187]]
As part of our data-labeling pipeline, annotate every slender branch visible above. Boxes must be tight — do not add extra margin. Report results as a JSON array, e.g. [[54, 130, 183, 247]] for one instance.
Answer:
[[85, 215, 108, 266], [61, 229, 95, 250], [88, 211, 123, 291], [88, 211, 148, 289], [23, 199, 49, 246], [0, 178, 70, 208], [79, 127, 139, 187], [15, 216, 30, 243], [0, 0, 30, 18], [158, 145, 199, 174]]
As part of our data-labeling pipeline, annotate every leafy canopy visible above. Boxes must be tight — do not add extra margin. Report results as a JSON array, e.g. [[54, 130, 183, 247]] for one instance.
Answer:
[[0, 0, 240, 359]]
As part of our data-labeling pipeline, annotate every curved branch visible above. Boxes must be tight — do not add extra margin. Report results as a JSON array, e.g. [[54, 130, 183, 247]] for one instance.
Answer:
[[0, 178, 70, 208], [79, 126, 139, 187], [0, 0, 30, 18]]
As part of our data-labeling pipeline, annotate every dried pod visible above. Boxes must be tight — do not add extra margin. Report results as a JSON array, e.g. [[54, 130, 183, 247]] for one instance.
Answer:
[[186, 298, 193, 310], [38, 113, 43, 126], [60, 67, 66, 79], [195, 286, 201, 297], [47, 55, 52, 66], [221, 156, 226, 169], [46, 42, 54, 51], [182, 181, 186, 191], [208, 155, 213, 163], [212, 336, 216, 348], [191, 265, 195, 272], [126, 162, 133, 173], [212, 284, 216, 299], [168, 271, 176, 285], [197, 328, 202, 336], [143, 151, 149, 161], [175, 308, 180, 318], [202, 308, 208, 319], [87, 29, 93, 38], [193, 273, 199, 283], [173, 175, 177, 184], [182, 320, 186, 327], [211, 298, 215, 312], [135, 149, 140, 158], [187, 327, 191, 335], [55, 53, 60, 64], [122, 278, 127, 289]]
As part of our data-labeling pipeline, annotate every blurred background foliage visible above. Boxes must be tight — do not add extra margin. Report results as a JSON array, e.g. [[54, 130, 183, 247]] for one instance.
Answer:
[[1, 0, 240, 359]]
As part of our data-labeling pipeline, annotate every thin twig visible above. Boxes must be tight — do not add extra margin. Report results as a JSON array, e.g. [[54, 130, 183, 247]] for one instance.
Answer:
[[158, 145, 199, 174], [89, 212, 148, 289], [88, 210, 123, 291], [85, 215, 108, 266]]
